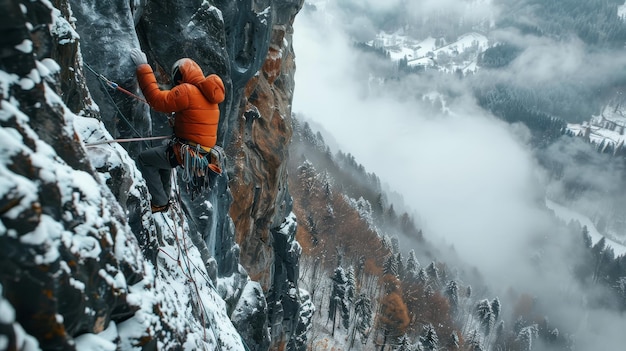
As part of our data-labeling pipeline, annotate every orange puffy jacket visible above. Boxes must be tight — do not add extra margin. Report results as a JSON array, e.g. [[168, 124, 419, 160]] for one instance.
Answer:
[[136, 59, 225, 148]]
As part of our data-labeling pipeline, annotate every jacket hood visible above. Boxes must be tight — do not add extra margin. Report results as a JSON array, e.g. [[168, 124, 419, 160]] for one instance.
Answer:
[[172, 58, 205, 85], [172, 58, 225, 104]]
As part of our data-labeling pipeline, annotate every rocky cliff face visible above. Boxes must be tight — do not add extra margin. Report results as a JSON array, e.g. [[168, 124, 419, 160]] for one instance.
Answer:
[[0, 0, 306, 350]]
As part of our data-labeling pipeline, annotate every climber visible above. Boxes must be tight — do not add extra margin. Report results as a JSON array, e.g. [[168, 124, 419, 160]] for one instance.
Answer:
[[130, 48, 225, 213]]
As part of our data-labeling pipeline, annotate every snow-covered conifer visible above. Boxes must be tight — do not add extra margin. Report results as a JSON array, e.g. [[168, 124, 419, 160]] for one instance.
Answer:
[[406, 249, 420, 279], [396, 252, 405, 279], [426, 262, 440, 287], [475, 299, 495, 336], [466, 330, 483, 351], [391, 235, 400, 254], [329, 266, 347, 334], [445, 280, 459, 314], [396, 334, 413, 351], [516, 324, 539, 351], [491, 297, 501, 321], [447, 331, 460, 349], [417, 268, 429, 286], [419, 323, 439, 351], [384, 254, 399, 277], [354, 294, 373, 343]]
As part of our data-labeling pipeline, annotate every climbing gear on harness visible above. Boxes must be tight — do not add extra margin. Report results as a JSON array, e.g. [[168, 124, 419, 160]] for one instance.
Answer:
[[170, 138, 225, 199], [84, 135, 171, 147]]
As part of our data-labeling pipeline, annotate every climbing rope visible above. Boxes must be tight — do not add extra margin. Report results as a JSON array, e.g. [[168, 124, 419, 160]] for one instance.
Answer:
[[180, 143, 210, 185], [154, 173, 222, 351], [84, 62, 148, 104], [83, 62, 151, 148], [84, 135, 171, 147]]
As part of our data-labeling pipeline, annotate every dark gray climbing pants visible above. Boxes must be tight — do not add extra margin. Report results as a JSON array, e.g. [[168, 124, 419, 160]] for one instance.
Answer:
[[138, 145, 173, 207]]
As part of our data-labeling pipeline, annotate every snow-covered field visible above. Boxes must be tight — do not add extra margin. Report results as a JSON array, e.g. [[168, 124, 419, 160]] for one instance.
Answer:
[[546, 199, 626, 257]]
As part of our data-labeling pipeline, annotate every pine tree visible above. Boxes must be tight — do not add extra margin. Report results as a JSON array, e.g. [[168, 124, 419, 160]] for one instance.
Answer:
[[374, 193, 385, 218], [426, 262, 440, 287], [405, 249, 420, 280], [419, 324, 439, 351], [466, 329, 484, 351], [475, 299, 495, 336], [346, 266, 356, 304], [396, 334, 413, 351], [417, 268, 429, 286], [445, 280, 460, 315], [516, 324, 539, 351], [301, 122, 315, 145], [382, 234, 392, 251], [329, 266, 347, 335], [387, 205, 398, 225], [396, 252, 405, 279], [297, 160, 317, 191], [391, 236, 400, 254], [352, 294, 373, 347], [513, 316, 527, 334], [384, 255, 399, 277], [447, 331, 460, 350], [592, 237, 606, 258], [582, 225, 592, 248], [491, 297, 501, 321]]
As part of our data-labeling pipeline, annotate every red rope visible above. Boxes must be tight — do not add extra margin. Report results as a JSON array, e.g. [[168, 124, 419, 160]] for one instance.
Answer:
[[115, 85, 149, 104]]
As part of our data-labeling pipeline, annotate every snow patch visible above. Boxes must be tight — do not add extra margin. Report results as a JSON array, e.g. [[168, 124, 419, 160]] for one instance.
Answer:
[[40, 58, 61, 75], [0, 298, 16, 324], [75, 322, 118, 351], [14, 40, 33, 54], [0, 71, 19, 100], [49, 6, 80, 44], [619, 1, 626, 19]]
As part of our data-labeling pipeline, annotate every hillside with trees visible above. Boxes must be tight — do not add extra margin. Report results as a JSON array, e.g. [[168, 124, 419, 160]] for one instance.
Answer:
[[286, 117, 626, 350]]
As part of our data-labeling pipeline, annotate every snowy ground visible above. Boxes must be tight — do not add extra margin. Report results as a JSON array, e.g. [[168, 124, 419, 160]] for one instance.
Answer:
[[566, 105, 626, 150], [546, 198, 626, 257], [371, 31, 489, 74]]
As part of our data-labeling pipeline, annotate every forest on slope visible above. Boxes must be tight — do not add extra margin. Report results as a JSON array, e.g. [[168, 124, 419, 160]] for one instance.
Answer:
[[287, 117, 626, 351]]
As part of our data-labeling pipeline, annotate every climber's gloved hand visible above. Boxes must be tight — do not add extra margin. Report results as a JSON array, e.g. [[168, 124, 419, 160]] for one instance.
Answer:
[[130, 48, 148, 66]]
